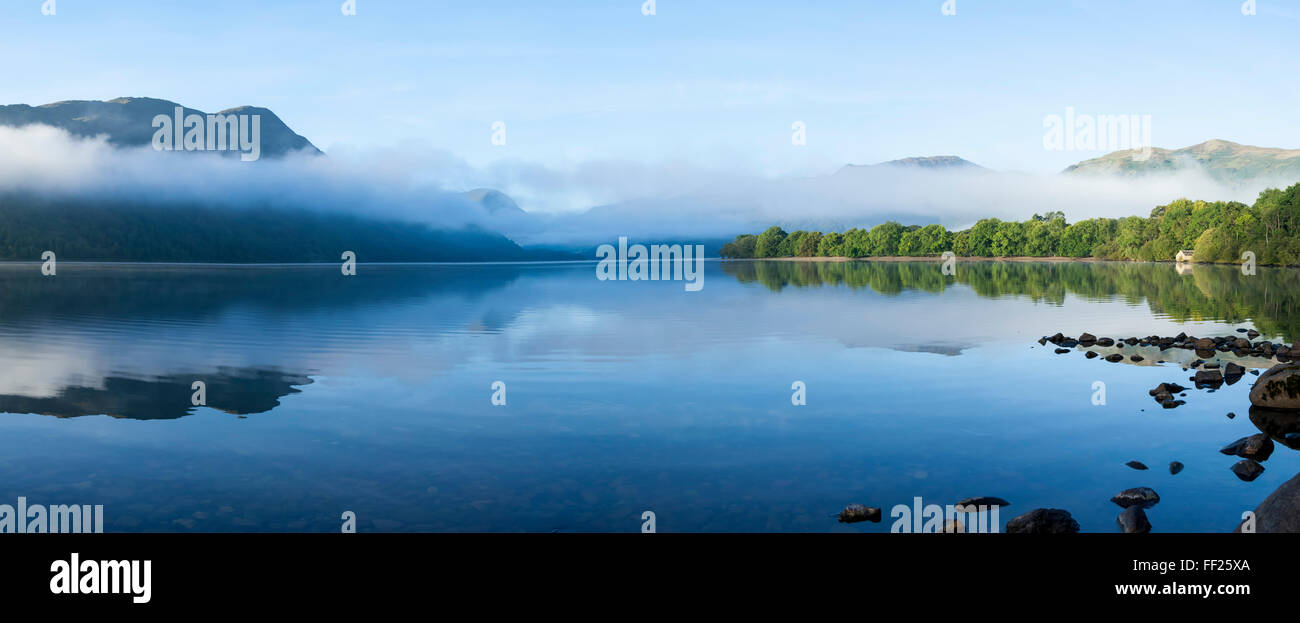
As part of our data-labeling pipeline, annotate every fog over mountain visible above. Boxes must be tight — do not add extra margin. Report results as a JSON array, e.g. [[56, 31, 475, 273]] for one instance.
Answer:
[[0, 106, 568, 261], [0, 121, 487, 230], [0, 97, 320, 157], [495, 155, 1269, 248], [3, 97, 1296, 256]]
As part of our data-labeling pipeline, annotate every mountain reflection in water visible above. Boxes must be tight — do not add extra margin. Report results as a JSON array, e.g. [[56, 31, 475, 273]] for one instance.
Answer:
[[0, 260, 1297, 532]]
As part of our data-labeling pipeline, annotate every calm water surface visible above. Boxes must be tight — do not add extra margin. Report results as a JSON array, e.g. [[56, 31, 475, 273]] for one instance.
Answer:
[[1, 260, 1297, 532]]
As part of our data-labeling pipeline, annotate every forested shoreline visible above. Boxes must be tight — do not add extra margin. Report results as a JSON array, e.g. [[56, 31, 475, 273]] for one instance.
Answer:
[[719, 183, 1300, 266]]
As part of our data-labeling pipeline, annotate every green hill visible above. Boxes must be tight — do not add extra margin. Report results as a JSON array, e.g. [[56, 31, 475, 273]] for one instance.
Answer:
[[1063, 139, 1300, 184]]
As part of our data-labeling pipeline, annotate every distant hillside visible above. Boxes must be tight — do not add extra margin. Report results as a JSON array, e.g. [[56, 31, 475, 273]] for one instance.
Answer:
[[1063, 139, 1300, 184], [0, 194, 577, 263], [463, 188, 526, 215], [836, 155, 985, 175], [0, 97, 321, 158]]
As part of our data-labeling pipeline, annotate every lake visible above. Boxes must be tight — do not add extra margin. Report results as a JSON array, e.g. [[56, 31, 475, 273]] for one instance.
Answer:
[[0, 259, 1297, 532]]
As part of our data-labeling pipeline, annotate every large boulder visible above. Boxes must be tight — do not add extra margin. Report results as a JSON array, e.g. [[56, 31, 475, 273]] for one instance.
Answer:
[[1005, 508, 1080, 534], [1236, 471, 1300, 532], [1250, 363, 1300, 410]]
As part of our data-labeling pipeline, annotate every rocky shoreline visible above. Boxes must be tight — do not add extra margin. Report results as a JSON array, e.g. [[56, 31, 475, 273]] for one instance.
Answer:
[[1041, 330, 1295, 364], [1038, 329, 1300, 531], [836, 329, 1300, 533]]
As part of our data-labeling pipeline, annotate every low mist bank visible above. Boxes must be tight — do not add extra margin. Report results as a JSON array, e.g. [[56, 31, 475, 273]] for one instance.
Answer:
[[3, 124, 1294, 259]]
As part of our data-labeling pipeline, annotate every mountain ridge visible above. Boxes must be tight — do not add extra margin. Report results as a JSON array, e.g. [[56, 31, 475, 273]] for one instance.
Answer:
[[1062, 139, 1300, 183], [837, 155, 985, 174], [0, 96, 321, 158]]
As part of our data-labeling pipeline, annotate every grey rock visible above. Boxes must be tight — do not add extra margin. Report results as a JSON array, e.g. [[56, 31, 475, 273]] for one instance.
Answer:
[[1236, 471, 1300, 532]]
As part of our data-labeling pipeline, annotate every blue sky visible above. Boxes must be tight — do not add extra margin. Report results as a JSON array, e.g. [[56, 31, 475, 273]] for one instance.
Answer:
[[4, 0, 1299, 179]]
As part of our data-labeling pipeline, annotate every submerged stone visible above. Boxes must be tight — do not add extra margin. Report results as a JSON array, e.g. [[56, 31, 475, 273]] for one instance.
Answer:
[[954, 496, 1010, 511], [1117, 506, 1151, 533], [1005, 508, 1079, 534], [1111, 487, 1160, 509], [1231, 459, 1265, 482], [838, 504, 882, 523]]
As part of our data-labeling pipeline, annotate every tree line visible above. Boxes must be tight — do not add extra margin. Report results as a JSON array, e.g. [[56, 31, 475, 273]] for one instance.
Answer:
[[719, 182, 1300, 266]]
